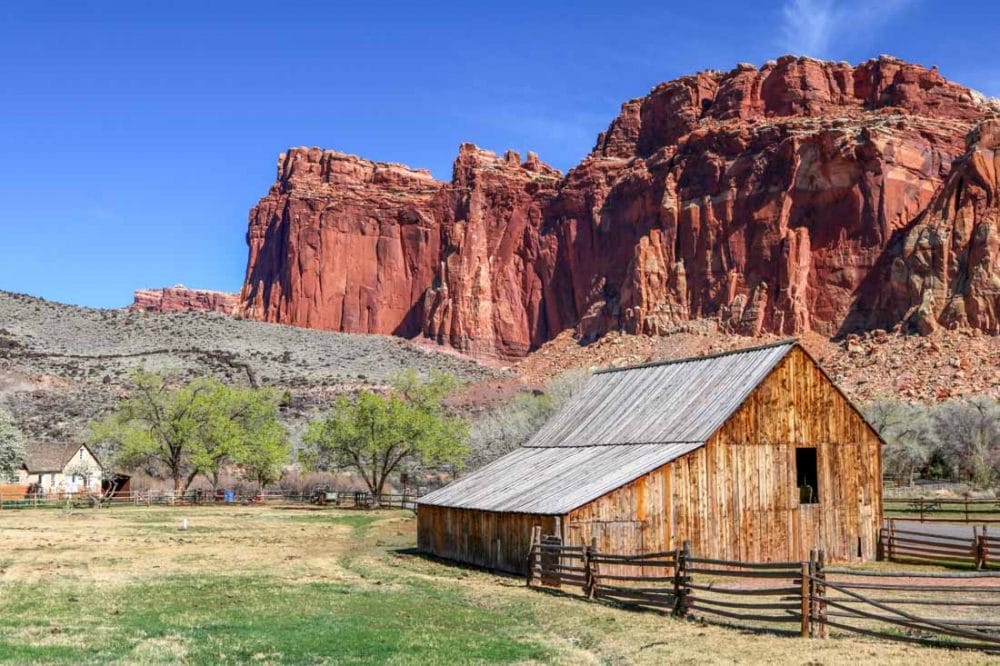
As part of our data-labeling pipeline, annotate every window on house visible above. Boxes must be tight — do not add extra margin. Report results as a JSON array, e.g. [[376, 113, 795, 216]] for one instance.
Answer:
[[795, 448, 819, 504], [79, 449, 84, 460]]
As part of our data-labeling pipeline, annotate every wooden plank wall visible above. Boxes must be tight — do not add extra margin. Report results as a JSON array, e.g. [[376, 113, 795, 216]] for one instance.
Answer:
[[417, 505, 556, 574], [567, 346, 883, 563]]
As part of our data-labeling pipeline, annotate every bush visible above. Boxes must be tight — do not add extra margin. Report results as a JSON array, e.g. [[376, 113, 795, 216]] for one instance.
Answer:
[[865, 397, 1000, 489], [931, 397, 1000, 489]]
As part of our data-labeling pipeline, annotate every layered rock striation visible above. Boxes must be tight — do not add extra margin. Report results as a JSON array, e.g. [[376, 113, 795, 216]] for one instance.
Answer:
[[130, 286, 239, 315], [240, 56, 1000, 357]]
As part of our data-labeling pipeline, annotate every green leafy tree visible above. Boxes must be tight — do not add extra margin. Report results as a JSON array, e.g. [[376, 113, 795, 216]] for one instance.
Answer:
[[304, 371, 468, 506], [187, 383, 290, 491], [231, 391, 291, 488], [90, 371, 290, 493], [0, 407, 26, 483]]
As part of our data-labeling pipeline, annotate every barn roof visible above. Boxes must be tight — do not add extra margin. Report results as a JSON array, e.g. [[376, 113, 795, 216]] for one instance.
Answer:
[[419, 340, 797, 514]]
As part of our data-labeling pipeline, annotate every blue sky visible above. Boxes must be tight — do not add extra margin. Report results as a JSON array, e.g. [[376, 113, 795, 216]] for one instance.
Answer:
[[1, 0, 998, 307]]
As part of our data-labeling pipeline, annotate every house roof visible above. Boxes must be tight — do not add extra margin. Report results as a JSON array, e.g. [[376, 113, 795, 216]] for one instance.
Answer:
[[419, 340, 797, 514], [23, 442, 99, 474]]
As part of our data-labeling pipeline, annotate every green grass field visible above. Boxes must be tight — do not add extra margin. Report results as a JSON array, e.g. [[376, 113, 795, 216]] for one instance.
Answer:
[[0, 506, 994, 665]]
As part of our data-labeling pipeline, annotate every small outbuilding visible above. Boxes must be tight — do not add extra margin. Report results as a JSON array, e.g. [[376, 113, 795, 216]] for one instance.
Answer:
[[418, 341, 883, 573]]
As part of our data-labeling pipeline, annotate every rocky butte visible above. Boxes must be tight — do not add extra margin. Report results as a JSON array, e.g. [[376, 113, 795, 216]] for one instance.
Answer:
[[130, 286, 239, 315], [239, 56, 1000, 358]]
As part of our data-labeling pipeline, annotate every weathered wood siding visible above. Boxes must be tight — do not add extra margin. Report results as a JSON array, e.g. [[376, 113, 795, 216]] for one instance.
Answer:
[[417, 505, 557, 574], [566, 346, 883, 563]]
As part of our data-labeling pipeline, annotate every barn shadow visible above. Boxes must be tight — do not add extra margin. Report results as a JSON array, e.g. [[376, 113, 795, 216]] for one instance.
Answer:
[[392, 547, 528, 586], [393, 548, 801, 638]]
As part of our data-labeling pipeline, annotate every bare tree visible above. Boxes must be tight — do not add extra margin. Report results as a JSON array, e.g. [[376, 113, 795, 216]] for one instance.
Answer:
[[932, 397, 1000, 489], [864, 400, 934, 485]]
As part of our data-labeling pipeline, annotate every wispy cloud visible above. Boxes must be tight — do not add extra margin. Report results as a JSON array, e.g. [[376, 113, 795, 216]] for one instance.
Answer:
[[476, 104, 610, 171], [779, 0, 915, 58]]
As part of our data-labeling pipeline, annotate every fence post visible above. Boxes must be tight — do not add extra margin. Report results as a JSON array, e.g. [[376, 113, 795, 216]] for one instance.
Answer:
[[817, 549, 828, 639], [888, 518, 896, 562], [582, 537, 594, 599], [975, 526, 987, 570], [526, 525, 540, 587], [802, 553, 812, 638], [673, 541, 691, 618]]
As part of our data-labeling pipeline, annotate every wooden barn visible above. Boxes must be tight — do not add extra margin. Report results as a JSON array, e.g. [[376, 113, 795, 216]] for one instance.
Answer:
[[417, 341, 883, 573]]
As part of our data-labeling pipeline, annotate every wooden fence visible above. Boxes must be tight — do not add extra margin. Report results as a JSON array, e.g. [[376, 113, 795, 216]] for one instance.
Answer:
[[0, 489, 419, 511], [819, 568, 1000, 651], [885, 497, 1000, 523], [881, 520, 1000, 569], [527, 529, 1000, 652]]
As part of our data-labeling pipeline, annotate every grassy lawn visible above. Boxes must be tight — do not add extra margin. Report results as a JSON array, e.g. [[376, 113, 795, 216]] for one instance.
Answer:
[[1, 507, 996, 665]]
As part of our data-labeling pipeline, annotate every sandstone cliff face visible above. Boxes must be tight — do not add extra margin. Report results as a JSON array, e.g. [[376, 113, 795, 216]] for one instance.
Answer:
[[240, 56, 1000, 357], [240, 145, 561, 356], [878, 118, 1000, 335], [130, 286, 238, 315], [421, 145, 561, 357], [241, 149, 442, 336]]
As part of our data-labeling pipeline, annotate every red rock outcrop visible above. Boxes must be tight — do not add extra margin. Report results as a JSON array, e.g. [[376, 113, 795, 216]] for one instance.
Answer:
[[240, 56, 1000, 357], [241, 149, 443, 336], [240, 145, 561, 356], [874, 118, 1000, 335], [130, 286, 238, 315]]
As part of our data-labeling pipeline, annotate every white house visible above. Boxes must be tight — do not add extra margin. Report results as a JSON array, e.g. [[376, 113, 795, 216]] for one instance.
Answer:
[[18, 442, 104, 494]]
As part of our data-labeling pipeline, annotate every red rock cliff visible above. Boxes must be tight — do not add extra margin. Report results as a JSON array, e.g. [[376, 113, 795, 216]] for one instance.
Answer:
[[240, 56, 1000, 357], [130, 286, 239, 315]]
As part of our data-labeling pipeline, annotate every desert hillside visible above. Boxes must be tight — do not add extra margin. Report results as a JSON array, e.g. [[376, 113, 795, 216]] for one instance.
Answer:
[[0, 290, 501, 444], [516, 326, 999, 404]]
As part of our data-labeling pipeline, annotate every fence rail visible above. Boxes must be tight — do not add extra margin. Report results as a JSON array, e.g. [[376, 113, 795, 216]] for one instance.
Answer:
[[527, 527, 1000, 652], [881, 520, 1000, 569], [885, 497, 1000, 523], [0, 489, 420, 511], [817, 568, 1000, 652]]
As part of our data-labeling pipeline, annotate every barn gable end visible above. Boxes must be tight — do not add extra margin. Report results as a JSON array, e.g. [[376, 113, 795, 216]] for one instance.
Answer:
[[566, 345, 883, 564]]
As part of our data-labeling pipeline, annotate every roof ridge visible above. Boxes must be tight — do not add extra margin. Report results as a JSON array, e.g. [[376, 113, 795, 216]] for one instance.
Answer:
[[592, 338, 798, 374], [523, 440, 705, 448]]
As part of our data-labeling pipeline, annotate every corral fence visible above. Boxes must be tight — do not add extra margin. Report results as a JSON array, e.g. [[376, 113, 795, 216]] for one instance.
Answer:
[[0, 489, 420, 511], [881, 519, 1000, 569], [527, 527, 1000, 653], [885, 496, 1000, 523]]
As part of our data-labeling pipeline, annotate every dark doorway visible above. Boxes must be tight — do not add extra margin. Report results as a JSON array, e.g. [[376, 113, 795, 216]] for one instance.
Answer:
[[795, 448, 819, 504]]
